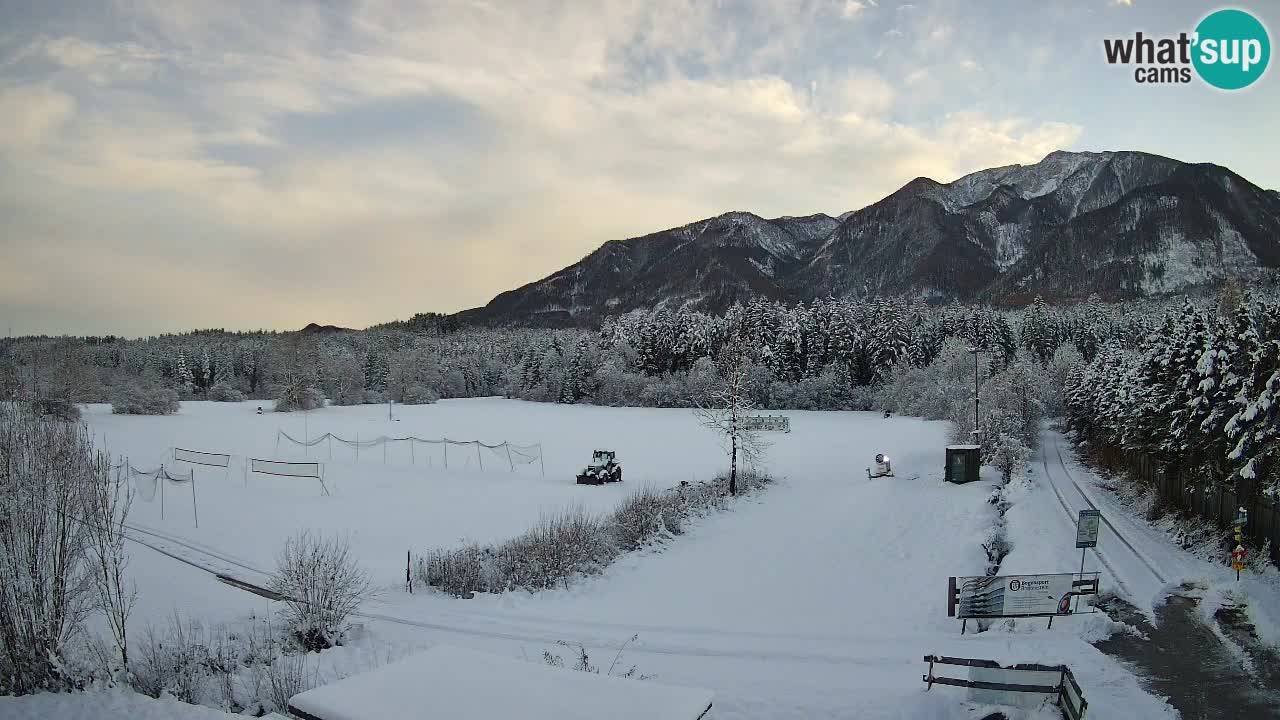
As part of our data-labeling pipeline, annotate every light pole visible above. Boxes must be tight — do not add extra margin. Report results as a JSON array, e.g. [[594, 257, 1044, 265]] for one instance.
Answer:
[[968, 346, 984, 444]]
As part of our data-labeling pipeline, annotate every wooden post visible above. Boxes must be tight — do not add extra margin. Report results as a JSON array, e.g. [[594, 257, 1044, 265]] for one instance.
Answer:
[[160, 465, 165, 521], [476, 442, 483, 470], [407, 550, 413, 594], [328, 434, 332, 460], [443, 440, 448, 469], [505, 443, 514, 472], [538, 444, 545, 477]]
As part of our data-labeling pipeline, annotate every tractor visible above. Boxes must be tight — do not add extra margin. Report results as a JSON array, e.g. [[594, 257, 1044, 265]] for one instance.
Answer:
[[576, 449, 622, 485]]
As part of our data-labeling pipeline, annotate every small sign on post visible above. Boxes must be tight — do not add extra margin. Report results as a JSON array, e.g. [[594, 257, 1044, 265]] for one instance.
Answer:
[[1074, 510, 1101, 614], [1075, 510, 1101, 549], [1232, 545, 1246, 581]]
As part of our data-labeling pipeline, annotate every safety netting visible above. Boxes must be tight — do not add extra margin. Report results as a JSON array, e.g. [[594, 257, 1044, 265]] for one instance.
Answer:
[[275, 430, 543, 475]]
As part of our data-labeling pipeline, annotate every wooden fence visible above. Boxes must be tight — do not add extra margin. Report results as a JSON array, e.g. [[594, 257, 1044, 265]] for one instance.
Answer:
[[1125, 451, 1280, 566]]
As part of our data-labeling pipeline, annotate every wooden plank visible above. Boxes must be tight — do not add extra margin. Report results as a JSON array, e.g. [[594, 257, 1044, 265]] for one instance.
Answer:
[[924, 675, 1061, 695]]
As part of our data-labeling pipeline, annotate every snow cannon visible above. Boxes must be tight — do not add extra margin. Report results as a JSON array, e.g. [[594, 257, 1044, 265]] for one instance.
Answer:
[[576, 449, 622, 485], [867, 453, 894, 479]]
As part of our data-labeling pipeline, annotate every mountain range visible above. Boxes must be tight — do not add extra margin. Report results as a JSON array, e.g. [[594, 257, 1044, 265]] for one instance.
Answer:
[[455, 150, 1280, 326]]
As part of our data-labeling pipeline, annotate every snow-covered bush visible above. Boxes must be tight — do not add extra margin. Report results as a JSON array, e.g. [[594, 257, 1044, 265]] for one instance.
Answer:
[[400, 383, 438, 405], [274, 381, 324, 413], [987, 431, 1032, 483], [111, 382, 181, 415], [265, 650, 314, 713], [268, 532, 371, 651], [0, 404, 100, 693], [420, 470, 772, 597], [208, 381, 246, 402], [32, 392, 81, 421], [133, 614, 208, 703], [611, 485, 685, 550]]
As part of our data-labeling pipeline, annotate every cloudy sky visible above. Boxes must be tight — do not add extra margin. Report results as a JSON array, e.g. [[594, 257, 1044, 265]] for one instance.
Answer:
[[1, 0, 1275, 336]]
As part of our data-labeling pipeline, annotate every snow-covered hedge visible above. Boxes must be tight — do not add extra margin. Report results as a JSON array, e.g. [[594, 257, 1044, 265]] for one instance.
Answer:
[[419, 470, 771, 597], [111, 383, 180, 415]]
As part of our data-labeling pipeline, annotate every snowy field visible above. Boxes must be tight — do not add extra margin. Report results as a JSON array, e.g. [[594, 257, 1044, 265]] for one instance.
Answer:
[[1, 400, 1185, 719]]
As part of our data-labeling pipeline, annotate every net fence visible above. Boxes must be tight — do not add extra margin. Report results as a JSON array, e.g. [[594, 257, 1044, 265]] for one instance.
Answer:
[[275, 430, 543, 475]]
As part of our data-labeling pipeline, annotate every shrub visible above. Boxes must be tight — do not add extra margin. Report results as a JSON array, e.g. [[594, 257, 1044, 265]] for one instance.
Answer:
[[275, 382, 325, 413], [420, 470, 772, 597], [111, 382, 181, 415], [132, 614, 208, 703], [610, 485, 685, 551], [33, 392, 81, 421], [208, 382, 246, 402], [401, 383, 439, 405], [0, 404, 102, 693], [268, 532, 371, 651], [264, 651, 314, 714]]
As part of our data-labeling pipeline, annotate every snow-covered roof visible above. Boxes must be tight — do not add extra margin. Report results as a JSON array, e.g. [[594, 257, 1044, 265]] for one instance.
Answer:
[[947, 444, 981, 450], [287, 645, 715, 720]]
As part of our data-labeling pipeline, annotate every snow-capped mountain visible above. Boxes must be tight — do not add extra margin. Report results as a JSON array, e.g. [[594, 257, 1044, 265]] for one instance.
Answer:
[[457, 151, 1280, 324]]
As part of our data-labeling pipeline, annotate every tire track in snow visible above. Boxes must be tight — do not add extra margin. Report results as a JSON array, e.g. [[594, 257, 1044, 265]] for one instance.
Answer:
[[123, 522, 271, 578], [1039, 441, 1134, 598], [1050, 435, 1169, 587]]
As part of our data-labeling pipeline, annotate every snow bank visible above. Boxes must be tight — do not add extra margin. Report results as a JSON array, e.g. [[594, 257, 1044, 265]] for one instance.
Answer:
[[288, 645, 714, 720]]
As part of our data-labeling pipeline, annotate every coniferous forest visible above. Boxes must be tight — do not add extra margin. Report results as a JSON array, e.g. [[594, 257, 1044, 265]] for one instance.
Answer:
[[3, 286, 1279, 498]]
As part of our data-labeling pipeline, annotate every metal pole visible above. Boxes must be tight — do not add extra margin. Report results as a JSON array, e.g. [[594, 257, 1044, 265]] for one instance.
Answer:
[[476, 442, 483, 470], [538, 444, 545, 477], [328, 434, 332, 460], [411, 439, 415, 465], [1075, 548, 1086, 613], [972, 349, 979, 435], [505, 443, 514, 472], [443, 440, 448, 469], [160, 466, 165, 521], [191, 470, 199, 528]]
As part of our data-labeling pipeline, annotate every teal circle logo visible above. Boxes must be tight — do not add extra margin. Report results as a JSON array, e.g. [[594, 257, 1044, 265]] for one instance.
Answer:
[[1192, 9, 1270, 90]]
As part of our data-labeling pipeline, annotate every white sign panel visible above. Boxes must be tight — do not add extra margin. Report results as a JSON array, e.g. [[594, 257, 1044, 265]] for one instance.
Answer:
[[956, 574, 1077, 619], [174, 447, 232, 468], [1076, 510, 1101, 548], [250, 459, 322, 479]]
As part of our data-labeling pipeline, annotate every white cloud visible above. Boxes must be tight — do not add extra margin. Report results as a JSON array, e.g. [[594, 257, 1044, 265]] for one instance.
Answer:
[[0, 0, 1086, 333], [1113, 0, 1133, 6], [841, 1, 868, 19], [0, 85, 75, 147]]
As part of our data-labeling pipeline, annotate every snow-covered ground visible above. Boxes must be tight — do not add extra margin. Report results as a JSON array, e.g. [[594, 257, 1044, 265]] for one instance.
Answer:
[[5, 400, 1194, 718], [1035, 427, 1280, 646]]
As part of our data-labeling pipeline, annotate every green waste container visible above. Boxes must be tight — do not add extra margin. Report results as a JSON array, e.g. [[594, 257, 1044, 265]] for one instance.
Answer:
[[945, 445, 981, 484]]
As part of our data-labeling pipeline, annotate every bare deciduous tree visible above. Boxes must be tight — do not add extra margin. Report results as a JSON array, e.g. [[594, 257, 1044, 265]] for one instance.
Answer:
[[85, 461, 137, 675], [268, 532, 371, 651], [0, 403, 97, 693], [693, 331, 768, 495]]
